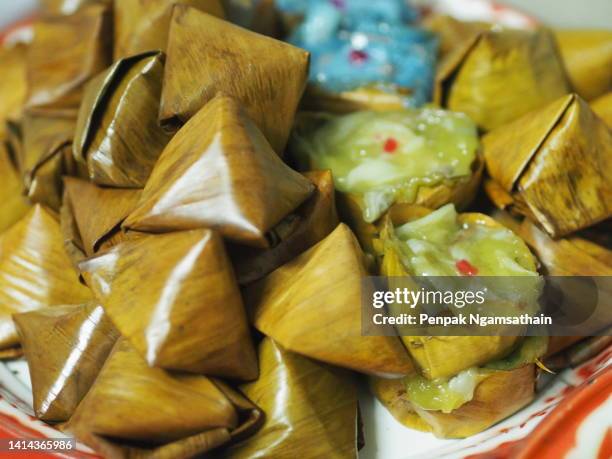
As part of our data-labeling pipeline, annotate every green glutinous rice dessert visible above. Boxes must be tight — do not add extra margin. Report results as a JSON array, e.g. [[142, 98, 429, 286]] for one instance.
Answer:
[[292, 108, 482, 251]]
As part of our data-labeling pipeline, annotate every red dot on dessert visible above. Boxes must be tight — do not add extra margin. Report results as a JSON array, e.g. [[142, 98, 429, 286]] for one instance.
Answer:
[[349, 49, 368, 64], [456, 259, 478, 276], [383, 137, 399, 153]]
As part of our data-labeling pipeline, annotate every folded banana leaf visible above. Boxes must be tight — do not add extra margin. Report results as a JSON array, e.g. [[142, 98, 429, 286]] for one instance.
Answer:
[[423, 14, 491, 58], [247, 223, 414, 377], [159, 5, 310, 155], [63, 177, 142, 256], [554, 29, 612, 101], [435, 28, 571, 131], [0, 139, 30, 234], [13, 302, 119, 422], [592, 92, 612, 126], [220, 0, 281, 38], [225, 338, 358, 458], [66, 338, 262, 459], [21, 108, 81, 211], [79, 229, 258, 380], [0, 205, 92, 351], [0, 45, 27, 138], [40, 0, 110, 15], [114, 0, 225, 60], [73, 51, 171, 188], [372, 364, 535, 438], [229, 170, 338, 285], [26, 4, 113, 109], [484, 93, 612, 238], [124, 94, 314, 248], [301, 85, 410, 114]]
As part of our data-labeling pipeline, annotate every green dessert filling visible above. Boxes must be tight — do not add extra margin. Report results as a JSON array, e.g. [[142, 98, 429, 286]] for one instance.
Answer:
[[393, 204, 538, 277], [404, 336, 547, 413], [297, 108, 479, 222]]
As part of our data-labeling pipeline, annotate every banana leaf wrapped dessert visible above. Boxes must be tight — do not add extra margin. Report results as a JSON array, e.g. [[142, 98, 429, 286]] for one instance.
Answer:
[[371, 338, 540, 438], [62, 177, 142, 256], [66, 338, 262, 459], [484, 93, 612, 238], [159, 5, 309, 155], [40, 0, 111, 15], [225, 338, 358, 458], [287, 0, 437, 111], [554, 29, 612, 101], [592, 92, 612, 126], [0, 139, 30, 234], [376, 204, 542, 379], [220, 0, 280, 37], [80, 228, 258, 380], [21, 108, 81, 211], [73, 51, 171, 188], [423, 15, 491, 58], [124, 94, 314, 248], [13, 302, 119, 422], [26, 4, 113, 109], [435, 28, 571, 131], [0, 44, 27, 138], [229, 170, 339, 285], [113, 0, 225, 60], [0, 205, 92, 352], [292, 107, 482, 252], [248, 223, 414, 376]]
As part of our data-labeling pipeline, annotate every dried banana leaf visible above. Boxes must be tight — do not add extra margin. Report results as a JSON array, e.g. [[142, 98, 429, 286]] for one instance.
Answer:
[[484, 93, 612, 238], [63, 177, 141, 256], [21, 108, 80, 211], [66, 338, 262, 459], [124, 94, 314, 248], [225, 338, 358, 458], [0, 45, 27, 138], [435, 28, 571, 131], [423, 14, 491, 58], [13, 302, 119, 422], [229, 170, 338, 285], [159, 5, 309, 155], [372, 364, 535, 438], [0, 205, 92, 350], [79, 229, 258, 380], [73, 51, 171, 188], [554, 29, 612, 101], [40, 0, 110, 15], [26, 4, 112, 109], [301, 85, 409, 114], [0, 140, 30, 234], [248, 223, 414, 376], [114, 0, 225, 60], [592, 92, 612, 126]]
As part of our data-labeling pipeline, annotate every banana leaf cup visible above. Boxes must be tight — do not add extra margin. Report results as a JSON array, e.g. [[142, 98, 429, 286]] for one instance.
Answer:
[[554, 29, 612, 101], [113, 0, 225, 60], [291, 108, 483, 254], [0, 205, 93, 352], [159, 5, 310, 155], [79, 228, 258, 380], [228, 169, 339, 285], [375, 204, 542, 379], [26, 4, 113, 109], [247, 223, 414, 377], [0, 44, 27, 138], [66, 338, 263, 459], [124, 94, 314, 248], [225, 338, 358, 458], [483, 93, 612, 238], [13, 302, 119, 422], [62, 177, 142, 257], [434, 28, 571, 131], [21, 108, 82, 211], [592, 92, 612, 126], [0, 139, 30, 234], [73, 51, 171, 188], [371, 361, 536, 438]]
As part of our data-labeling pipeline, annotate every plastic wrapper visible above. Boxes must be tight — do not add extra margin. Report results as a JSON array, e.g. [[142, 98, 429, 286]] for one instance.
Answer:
[[124, 94, 314, 248]]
